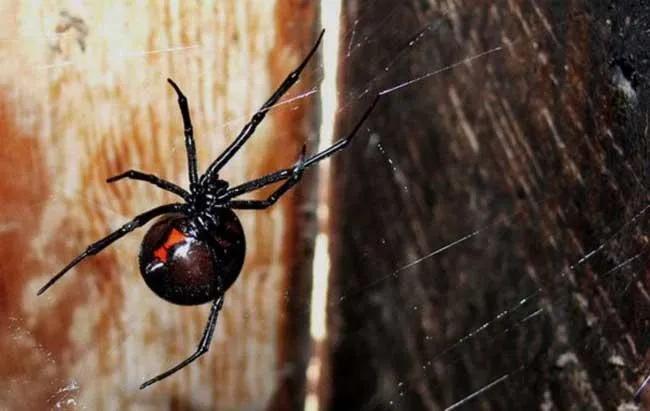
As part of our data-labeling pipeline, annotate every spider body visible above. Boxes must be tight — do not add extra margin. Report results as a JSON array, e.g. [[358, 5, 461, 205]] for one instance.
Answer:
[[38, 29, 380, 389], [139, 210, 245, 306]]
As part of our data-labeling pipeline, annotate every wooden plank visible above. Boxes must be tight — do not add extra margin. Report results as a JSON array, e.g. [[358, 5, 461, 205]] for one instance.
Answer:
[[0, 2, 318, 409], [330, 1, 649, 409]]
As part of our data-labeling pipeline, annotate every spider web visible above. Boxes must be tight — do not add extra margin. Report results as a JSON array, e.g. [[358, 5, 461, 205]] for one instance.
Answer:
[[298, 1, 649, 410], [2, 1, 648, 410]]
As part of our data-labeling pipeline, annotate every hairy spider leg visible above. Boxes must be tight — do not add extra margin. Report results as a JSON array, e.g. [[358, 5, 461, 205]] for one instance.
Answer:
[[199, 29, 326, 185], [106, 170, 190, 200], [224, 94, 381, 209], [167, 78, 199, 188], [140, 295, 224, 389], [37, 203, 185, 295]]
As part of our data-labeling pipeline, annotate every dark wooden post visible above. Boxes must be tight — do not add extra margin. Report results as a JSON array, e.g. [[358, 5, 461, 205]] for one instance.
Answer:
[[329, 1, 649, 409]]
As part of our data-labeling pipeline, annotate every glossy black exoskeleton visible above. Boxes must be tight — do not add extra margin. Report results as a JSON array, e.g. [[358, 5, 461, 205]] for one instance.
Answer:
[[37, 29, 381, 389]]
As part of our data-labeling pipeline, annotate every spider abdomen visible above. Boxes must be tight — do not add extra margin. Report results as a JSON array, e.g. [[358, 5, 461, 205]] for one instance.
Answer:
[[139, 211, 245, 305]]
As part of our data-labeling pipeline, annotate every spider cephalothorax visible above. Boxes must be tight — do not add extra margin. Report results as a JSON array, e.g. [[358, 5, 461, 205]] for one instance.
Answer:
[[38, 29, 380, 389]]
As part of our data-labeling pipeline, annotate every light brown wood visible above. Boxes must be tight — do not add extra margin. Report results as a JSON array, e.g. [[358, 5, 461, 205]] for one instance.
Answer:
[[0, 2, 318, 409]]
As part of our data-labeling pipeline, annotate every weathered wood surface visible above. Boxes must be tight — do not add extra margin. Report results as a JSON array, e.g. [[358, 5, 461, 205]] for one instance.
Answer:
[[330, 1, 649, 410], [0, 2, 318, 410]]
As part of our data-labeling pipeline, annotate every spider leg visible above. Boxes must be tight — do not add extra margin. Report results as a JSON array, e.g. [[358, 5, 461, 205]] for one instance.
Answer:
[[226, 176, 300, 209], [227, 147, 307, 209], [226, 94, 381, 209], [220, 167, 294, 200], [300, 94, 380, 167], [167, 79, 199, 188], [37, 203, 185, 295], [106, 169, 190, 200], [200, 29, 325, 184], [140, 295, 224, 389]]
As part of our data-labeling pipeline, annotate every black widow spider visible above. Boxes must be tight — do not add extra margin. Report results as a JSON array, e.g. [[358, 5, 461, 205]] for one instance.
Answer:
[[37, 29, 380, 389]]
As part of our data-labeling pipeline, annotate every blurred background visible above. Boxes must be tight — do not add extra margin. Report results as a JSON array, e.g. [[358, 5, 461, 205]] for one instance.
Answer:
[[1, 1, 649, 410]]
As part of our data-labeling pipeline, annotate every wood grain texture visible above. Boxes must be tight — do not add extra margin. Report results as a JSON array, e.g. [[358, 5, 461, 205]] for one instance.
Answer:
[[0, 2, 318, 410], [330, 1, 649, 410]]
